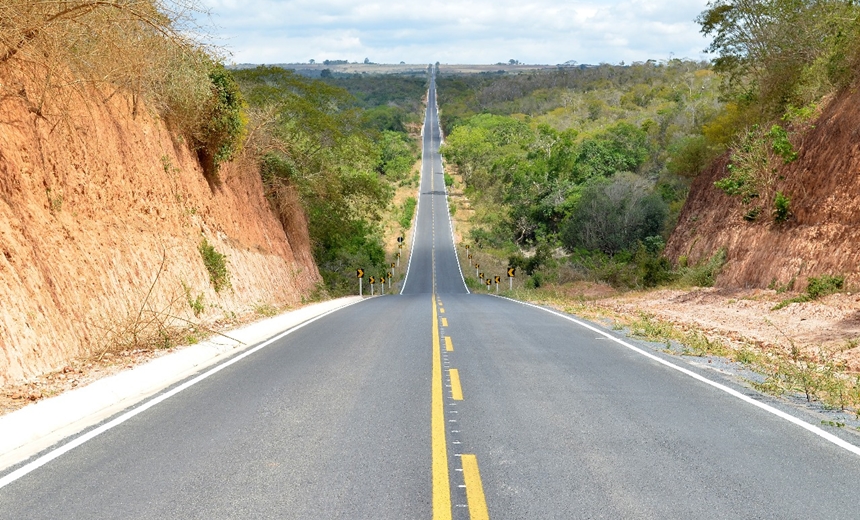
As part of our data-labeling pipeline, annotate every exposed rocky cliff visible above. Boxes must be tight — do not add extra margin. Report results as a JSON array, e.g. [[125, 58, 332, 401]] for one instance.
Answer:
[[0, 72, 319, 386], [666, 88, 860, 290]]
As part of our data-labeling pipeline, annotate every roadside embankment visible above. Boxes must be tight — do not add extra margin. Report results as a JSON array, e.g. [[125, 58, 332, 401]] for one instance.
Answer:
[[0, 70, 320, 387]]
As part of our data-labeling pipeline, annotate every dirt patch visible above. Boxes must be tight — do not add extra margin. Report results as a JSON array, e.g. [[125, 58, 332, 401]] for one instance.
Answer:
[[562, 287, 860, 371]]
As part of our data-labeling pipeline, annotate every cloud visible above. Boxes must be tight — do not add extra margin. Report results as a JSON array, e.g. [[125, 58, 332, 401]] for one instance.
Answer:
[[196, 0, 712, 64]]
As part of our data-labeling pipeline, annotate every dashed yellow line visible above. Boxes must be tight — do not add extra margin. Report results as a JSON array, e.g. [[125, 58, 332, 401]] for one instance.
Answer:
[[441, 317, 448, 327], [439, 307, 445, 314], [431, 295, 452, 519], [449, 369, 463, 400], [445, 336, 454, 352], [461, 454, 489, 520]]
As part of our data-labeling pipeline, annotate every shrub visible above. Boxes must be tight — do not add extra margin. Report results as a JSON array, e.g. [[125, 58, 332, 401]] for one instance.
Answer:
[[676, 248, 727, 287], [561, 174, 668, 256], [198, 237, 230, 292], [399, 197, 417, 229], [193, 65, 247, 181], [772, 274, 844, 309], [807, 274, 843, 299], [772, 191, 791, 222]]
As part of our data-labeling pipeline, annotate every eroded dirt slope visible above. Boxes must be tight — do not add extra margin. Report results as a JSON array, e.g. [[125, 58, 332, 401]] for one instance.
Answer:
[[666, 88, 860, 289], [0, 74, 319, 386]]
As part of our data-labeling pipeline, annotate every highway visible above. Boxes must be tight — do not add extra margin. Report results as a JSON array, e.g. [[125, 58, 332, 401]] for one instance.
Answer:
[[2, 73, 860, 519]]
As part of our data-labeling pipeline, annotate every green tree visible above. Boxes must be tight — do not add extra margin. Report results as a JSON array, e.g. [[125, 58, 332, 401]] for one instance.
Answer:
[[561, 174, 668, 256]]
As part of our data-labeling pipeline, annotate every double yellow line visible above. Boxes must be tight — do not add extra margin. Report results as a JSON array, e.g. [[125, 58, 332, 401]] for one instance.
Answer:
[[432, 295, 489, 520]]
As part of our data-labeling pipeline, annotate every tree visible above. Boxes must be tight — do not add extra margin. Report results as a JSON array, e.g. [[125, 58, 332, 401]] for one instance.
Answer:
[[698, 0, 860, 116], [561, 174, 667, 256]]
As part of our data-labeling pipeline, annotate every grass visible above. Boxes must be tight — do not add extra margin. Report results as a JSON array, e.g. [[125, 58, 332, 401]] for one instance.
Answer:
[[772, 274, 843, 310]]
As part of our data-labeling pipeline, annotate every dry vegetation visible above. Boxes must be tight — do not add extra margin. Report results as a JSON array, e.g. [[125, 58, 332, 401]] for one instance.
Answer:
[[0, 0, 241, 174]]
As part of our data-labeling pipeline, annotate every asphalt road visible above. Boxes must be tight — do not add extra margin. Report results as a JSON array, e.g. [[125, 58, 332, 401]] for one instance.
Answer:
[[2, 73, 860, 519]]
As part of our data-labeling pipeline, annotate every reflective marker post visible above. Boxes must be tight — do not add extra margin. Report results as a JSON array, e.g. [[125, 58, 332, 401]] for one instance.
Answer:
[[507, 267, 516, 291], [357, 268, 365, 296]]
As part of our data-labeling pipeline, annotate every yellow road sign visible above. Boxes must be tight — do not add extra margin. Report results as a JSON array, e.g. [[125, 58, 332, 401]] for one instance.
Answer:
[[357, 269, 364, 278], [507, 267, 516, 277], [369, 276, 375, 284], [494, 276, 501, 284], [479, 272, 484, 280]]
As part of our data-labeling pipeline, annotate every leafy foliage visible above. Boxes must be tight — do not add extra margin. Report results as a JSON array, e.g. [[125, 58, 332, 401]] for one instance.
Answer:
[[198, 238, 230, 293], [234, 66, 420, 294], [438, 61, 725, 288], [714, 123, 798, 217], [698, 0, 860, 121], [560, 175, 668, 256], [193, 65, 247, 180]]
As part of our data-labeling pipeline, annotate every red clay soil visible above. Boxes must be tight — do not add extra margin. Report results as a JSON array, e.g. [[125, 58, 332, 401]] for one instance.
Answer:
[[665, 87, 860, 290], [0, 69, 319, 387]]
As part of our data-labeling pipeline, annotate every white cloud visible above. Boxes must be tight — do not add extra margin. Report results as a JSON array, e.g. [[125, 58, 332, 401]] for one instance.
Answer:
[[196, 0, 712, 64]]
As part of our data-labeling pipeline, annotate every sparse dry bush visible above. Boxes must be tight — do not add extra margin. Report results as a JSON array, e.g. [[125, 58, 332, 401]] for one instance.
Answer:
[[0, 1, 205, 113], [0, 1, 244, 177]]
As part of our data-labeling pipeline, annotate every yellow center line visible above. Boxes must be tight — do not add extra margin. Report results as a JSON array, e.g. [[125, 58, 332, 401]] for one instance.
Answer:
[[432, 294, 452, 519], [439, 307, 445, 314], [449, 368, 463, 400], [445, 336, 454, 352], [461, 454, 489, 520], [441, 317, 448, 327]]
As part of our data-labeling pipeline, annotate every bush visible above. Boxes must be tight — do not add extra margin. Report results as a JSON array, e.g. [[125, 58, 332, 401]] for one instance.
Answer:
[[807, 274, 844, 299], [193, 65, 247, 181], [773, 191, 791, 222], [676, 248, 727, 287], [199, 237, 230, 292], [399, 197, 417, 229], [561, 174, 668, 256]]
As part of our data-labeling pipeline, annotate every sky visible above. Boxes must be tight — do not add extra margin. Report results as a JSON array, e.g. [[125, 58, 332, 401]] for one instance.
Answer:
[[195, 0, 714, 66]]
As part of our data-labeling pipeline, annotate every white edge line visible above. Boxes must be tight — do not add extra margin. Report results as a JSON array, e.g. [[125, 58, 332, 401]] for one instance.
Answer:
[[400, 87, 431, 295], [437, 122, 468, 294], [0, 298, 367, 489], [431, 76, 467, 293], [494, 295, 860, 458]]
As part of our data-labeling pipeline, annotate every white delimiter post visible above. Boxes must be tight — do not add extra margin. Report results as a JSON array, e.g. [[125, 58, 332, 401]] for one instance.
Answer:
[[360, 278, 363, 297], [509, 277, 513, 291]]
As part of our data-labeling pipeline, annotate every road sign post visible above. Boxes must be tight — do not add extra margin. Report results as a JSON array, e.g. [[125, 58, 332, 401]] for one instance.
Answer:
[[357, 268, 364, 296], [380, 277, 385, 295], [494, 275, 501, 293], [387, 272, 392, 290], [486, 278, 491, 291], [475, 263, 479, 278], [507, 267, 515, 290], [369, 276, 375, 296]]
